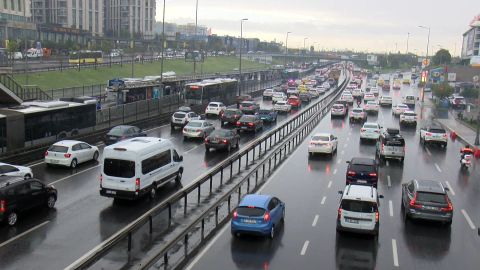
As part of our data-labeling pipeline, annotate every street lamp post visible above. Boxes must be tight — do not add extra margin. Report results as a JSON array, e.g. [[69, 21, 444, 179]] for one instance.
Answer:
[[23, 0, 28, 86], [407, 32, 410, 54], [238, 18, 248, 95], [193, 0, 198, 73], [285, 31, 291, 66], [160, 0, 166, 92], [303, 37, 307, 62], [419, 26, 430, 102], [476, 85, 480, 145]]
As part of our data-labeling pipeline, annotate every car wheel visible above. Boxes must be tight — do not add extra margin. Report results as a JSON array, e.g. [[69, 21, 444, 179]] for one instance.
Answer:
[[150, 184, 156, 198], [227, 143, 231, 152], [443, 143, 448, 148], [175, 169, 183, 182], [236, 139, 240, 148], [7, 211, 17, 226], [93, 151, 99, 161], [47, 195, 56, 208], [205, 147, 210, 152], [281, 207, 285, 221], [269, 225, 275, 239], [70, 158, 77, 168], [171, 125, 175, 129], [24, 174, 32, 180]]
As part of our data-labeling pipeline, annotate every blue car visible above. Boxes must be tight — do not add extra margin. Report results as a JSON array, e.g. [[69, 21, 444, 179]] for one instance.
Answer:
[[255, 109, 278, 122], [231, 194, 285, 238]]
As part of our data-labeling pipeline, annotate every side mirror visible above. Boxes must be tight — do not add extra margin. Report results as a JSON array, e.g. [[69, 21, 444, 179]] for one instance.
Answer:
[[445, 187, 450, 191], [379, 195, 384, 199], [346, 161, 350, 164], [338, 191, 343, 195], [179, 156, 184, 161]]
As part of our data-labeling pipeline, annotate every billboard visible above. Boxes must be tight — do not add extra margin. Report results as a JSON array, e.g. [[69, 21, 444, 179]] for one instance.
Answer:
[[367, 55, 377, 65], [467, 29, 475, 56], [185, 51, 204, 62]]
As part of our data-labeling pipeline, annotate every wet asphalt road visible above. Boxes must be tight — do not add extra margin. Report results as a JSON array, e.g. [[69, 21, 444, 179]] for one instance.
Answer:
[[0, 76, 344, 270], [185, 74, 480, 270]]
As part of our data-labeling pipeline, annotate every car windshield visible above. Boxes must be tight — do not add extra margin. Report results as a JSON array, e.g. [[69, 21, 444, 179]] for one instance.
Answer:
[[416, 192, 447, 204], [341, 200, 377, 213], [237, 206, 265, 216], [103, 159, 135, 178], [363, 124, 378, 129], [312, 135, 329, 141], [48, 145, 69, 153], [186, 122, 202, 127], [109, 127, 127, 135]]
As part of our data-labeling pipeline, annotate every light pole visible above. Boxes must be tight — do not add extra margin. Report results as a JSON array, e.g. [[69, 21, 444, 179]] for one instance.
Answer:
[[160, 0, 166, 93], [303, 37, 307, 62], [23, 0, 28, 86], [437, 45, 442, 64], [285, 31, 291, 66], [419, 25, 430, 102], [407, 33, 410, 54], [476, 85, 480, 145], [238, 18, 248, 95], [193, 0, 198, 73]]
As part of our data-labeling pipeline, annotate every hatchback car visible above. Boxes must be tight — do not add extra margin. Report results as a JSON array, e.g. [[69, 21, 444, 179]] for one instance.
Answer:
[[205, 129, 240, 152], [379, 96, 393, 106], [287, 95, 302, 108], [392, 104, 410, 116], [104, 125, 147, 145], [237, 94, 253, 105], [350, 108, 367, 122], [308, 89, 320, 98], [0, 176, 57, 226], [419, 124, 448, 147], [256, 109, 278, 122], [237, 115, 263, 132], [345, 158, 379, 188], [240, 100, 260, 114], [45, 140, 100, 168], [382, 83, 390, 90], [401, 179, 453, 226], [273, 101, 292, 113], [400, 111, 417, 125], [183, 120, 215, 139], [299, 91, 311, 103], [221, 109, 243, 126], [360, 122, 382, 141], [171, 111, 201, 128], [364, 101, 379, 113], [352, 89, 363, 99], [308, 133, 338, 156], [370, 87, 379, 95], [322, 82, 331, 89], [331, 104, 347, 117], [231, 194, 285, 239], [0, 162, 33, 179], [316, 87, 326, 95], [272, 92, 287, 103], [263, 89, 274, 99], [363, 93, 375, 101], [205, 102, 226, 116]]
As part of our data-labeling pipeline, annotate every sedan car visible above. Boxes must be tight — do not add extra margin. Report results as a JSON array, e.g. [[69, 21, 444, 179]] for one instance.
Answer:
[[237, 115, 264, 132], [273, 101, 292, 113], [346, 158, 378, 188], [308, 89, 320, 98], [401, 179, 453, 226], [272, 92, 287, 103], [45, 140, 99, 168], [287, 95, 302, 108], [340, 93, 354, 104], [104, 125, 146, 145], [263, 89, 274, 99], [382, 83, 391, 90], [256, 109, 277, 122], [240, 100, 260, 114], [349, 108, 367, 122], [370, 87, 379, 95], [360, 122, 381, 141], [322, 82, 331, 89], [352, 89, 363, 99], [183, 120, 215, 139], [231, 194, 285, 238], [237, 94, 253, 104], [363, 93, 375, 101], [392, 104, 410, 116], [299, 91, 311, 103], [308, 133, 338, 156], [0, 162, 33, 179], [205, 102, 226, 116], [364, 101, 379, 113], [331, 104, 347, 117], [221, 109, 243, 126], [315, 87, 326, 95], [379, 96, 393, 106], [205, 129, 240, 152], [392, 82, 401, 90]]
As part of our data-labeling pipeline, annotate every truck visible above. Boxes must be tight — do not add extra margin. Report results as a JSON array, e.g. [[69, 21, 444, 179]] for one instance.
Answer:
[[26, 48, 43, 59], [329, 68, 340, 81], [353, 67, 361, 77]]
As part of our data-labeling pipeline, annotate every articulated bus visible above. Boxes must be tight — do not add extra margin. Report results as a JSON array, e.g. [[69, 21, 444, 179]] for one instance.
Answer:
[[69, 51, 103, 64], [185, 78, 237, 104]]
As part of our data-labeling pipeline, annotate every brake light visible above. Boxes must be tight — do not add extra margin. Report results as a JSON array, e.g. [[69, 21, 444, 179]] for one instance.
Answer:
[[441, 197, 453, 211], [45, 151, 49, 156], [347, 171, 356, 175], [100, 174, 102, 188], [401, 115, 405, 118], [369, 172, 377, 177], [326, 142, 330, 146], [414, 116, 417, 119], [263, 211, 270, 221], [232, 210, 237, 218], [403, 147, 405, 151], [409, 192, 421, 207], [222, 140, 227, 143], [363, 105, 366, 109], [360, 128, 365, 132], [135, 178, 140, 191], [64, 153, 71, 158], [396, 108, 401, 110], [234, 115, 237, 118], [206, 107, 208, 110], [337, 206, 342, 219], [375, 212, 379, 223], [204, 138, 208, 142], [240, 105, 243, 108], [121, 136, 125, 139], [236, 121, 240, 125], [350, 112, 353, 114], [184, 118, 188, 122], [341, 109, 344, 112], [248, 122, 254, 126], [374, 130, 380, 133], [381, 143, 384, 150], [0, 200, 5, 212], [249, 106, 252, 108], [404, 100, 406, 103], [309, 142, 314, 145], [361, 112, 364, 115], [183, 128, 186, 131], [331, 108, 335, 111], [442, 134, 448, 137], [104, 134, 106, 138], [425, 132, 431, 136], [196, 129, 202, 132]]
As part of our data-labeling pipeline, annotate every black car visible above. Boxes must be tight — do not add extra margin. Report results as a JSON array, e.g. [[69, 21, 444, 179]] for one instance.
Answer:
[[239, 100, 260, 114], [104, 125, 146, 145], [236, 115, 264, 132], [0, 176, 57, 226], [345, 158, 379, 188], [205, 129, 241, 152], [221, 109, 243, 126]]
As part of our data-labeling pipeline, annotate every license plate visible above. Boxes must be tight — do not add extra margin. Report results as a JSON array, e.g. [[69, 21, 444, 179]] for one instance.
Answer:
[[50, 160, 59, 164], [357, 180, 367, 183], [109, 137, 116, 140], [242, 127, 248, 129], [345, 218, 359, 224], [424, 206, 439, 211], [243, 219, 256, 224], [175, 119, 182, 122], [106, 190, 116, 194]]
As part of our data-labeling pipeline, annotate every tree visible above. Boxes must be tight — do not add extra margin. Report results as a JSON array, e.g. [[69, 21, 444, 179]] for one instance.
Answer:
[[43, 40, 57, 50], [432, 83, 453, 100], [6, 40, 19, 61], [208, 36, 223, 52], [267, 45, 280, 53], [377, 55, 387, 68], [255, 42, 266, 51], [101, 40, 113, 53], [433, 49, 451, 65], [388, 54, 399, 68], [18, 40, 31, 52]]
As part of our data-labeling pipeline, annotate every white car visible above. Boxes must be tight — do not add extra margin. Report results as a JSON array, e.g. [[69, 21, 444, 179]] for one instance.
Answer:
[[287, 87, 299, 95], [419, 124, 448, 147], [0, 162, 33, 179], [272, 92, 287, 103], [263, 89, 274, 99], [364, 101, 379, 113], [316, 87, 326, 95], [403, 95, 416, 106], [400, 111, 417, 125], [322, 82, 331, 89], [273, 100, 292, 113], [363, 93, 375, 101], [308, 133, 338, 156], [308, 89, 319, 98], [340, 93, 354, 104], [205, 102, 226, 116], [379, 96, 392, 106], [352, 89, 363, 98], [360, 122, 382, 140], [366, 84, 373, 90], [45, 140, 99, 168], [392, 104, 410, 116], [370, 87, 379, 95]]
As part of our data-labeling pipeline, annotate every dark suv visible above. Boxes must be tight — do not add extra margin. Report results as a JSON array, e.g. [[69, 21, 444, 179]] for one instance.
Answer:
[[0, 176, 57, 226], [221, 109, 243, 126], [345, 158, 379, 188]]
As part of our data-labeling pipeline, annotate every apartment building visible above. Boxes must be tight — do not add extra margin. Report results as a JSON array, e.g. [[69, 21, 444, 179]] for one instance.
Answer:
[[106, 0, 155, 39], [0, 0, 36, 41]]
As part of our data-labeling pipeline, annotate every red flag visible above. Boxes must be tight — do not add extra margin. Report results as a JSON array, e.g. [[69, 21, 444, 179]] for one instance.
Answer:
[[207, 28, 212, 35]]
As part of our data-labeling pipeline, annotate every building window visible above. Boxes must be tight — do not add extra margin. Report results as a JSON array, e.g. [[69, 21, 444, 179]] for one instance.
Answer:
[[3, 0, 6, 9], [17, 0, 20, 11], [89, 0, 92, 10], [79, 0, 82, 9], [72, 9, 76, 25], [95, 12, 98, 33], [73, 0, 76, 7], [10, 0, 14, 10], [79, 10, 83, 27]]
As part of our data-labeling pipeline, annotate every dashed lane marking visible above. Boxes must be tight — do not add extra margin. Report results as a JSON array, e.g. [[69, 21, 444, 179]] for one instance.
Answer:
[[312, 215, 319, 226], [300, 241, 310, 255], [333, 169, 337, 175], [337, 159, 341, 164], [321, 196, 326, 204], [425, 148, 431, 156], [344, 143, 347, 147], [0, 221, 50, 248], [445, 181, 455, 196], [386, 160, 389, 167], [435, 163, 441, 172], [392, 239, 399, 267], [341, 150, 344, 155], [462, 210, 476, 230], [328, 181, 332, 188], [389, 200, 393, 217], [387, 175, 391, 187]]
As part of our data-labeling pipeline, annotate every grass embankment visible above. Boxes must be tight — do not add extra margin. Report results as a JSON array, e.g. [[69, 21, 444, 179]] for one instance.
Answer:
[[13, 56, 265, 90], [461, 118, 479, 130]]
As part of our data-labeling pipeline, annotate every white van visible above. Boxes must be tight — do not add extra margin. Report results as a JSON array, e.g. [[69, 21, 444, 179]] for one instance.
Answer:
[[100, 137, 184, 200]]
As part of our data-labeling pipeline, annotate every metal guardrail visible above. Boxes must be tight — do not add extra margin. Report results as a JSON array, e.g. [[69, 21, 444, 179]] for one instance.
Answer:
[[66, 66, 346, 270], [0, 74, 52, 101]]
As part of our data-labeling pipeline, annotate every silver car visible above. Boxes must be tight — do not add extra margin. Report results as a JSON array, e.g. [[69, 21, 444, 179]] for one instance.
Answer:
[[349, 108, 367, 122], [331, 104, 347, 117], [272, 92, 287, 103], [183, 120, 215, 139], [308, 89, 319, 98]]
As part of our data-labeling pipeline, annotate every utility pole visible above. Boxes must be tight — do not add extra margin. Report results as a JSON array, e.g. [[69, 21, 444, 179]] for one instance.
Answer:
[[193, 0, 198, 73], [406, 32, 409, 54], [238, 18, 248, 95], [160, 0, 166, 94], [24, 0, 28, 86]]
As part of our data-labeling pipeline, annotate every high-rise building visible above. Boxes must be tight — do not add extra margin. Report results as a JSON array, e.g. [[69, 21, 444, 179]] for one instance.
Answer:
[[106, 0, 155, 39], [0, 0, 36, 41], [31, 0, 104, 37]]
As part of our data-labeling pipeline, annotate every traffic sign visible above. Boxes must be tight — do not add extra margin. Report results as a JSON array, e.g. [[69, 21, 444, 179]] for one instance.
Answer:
[[108, 77, 125, 87], [423, 59, 430, 65], [432, 71, 440, 77]]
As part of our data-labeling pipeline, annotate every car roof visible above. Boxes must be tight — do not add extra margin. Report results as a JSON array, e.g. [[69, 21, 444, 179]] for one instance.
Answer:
[[239, 194, 272, 208], [112, 125, 135, 129], [187, 120, 206, 124], [363, 122, 379, 126], [414, 180, 445, 193], [241, 100, 254, 103], [351, 157, 376, 166], [208, 102, 223, 105], [312, 133, 332, 137], [397, 104, 409, 107], [366, 101, 378, 104], [342, 185, 377, 202], [0, 175, 28, 188], [51, 140, 84, 146]]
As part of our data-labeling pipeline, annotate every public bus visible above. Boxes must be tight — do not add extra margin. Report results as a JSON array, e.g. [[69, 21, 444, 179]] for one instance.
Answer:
[[281, 69, 300, 82], [69, 50, 103, 64], [185, 78, 237, 104]]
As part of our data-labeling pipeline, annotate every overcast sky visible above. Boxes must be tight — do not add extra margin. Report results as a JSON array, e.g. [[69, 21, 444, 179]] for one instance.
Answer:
[[156, 0, 475, 56]]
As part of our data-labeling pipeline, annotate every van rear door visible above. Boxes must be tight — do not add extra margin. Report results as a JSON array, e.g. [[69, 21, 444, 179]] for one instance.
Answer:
[[103, 157, 136, 191], [384, 137, 405, 157]]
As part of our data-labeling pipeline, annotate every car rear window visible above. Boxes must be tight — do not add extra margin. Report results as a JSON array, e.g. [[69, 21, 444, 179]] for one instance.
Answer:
[[258, 109, 271, 114], [352, 109, 363, 113], [240, 116, 255, 122], [416, 192, 447, 204], [341, 200, 377, 213], [333, 105, 344, 109], [223, 110, 237, 116], [277, 101, 286, 105], [406, 96, 415, 100], [350, 164, 375, 172], [173, 112, 186, 118], [363, 124, 378, 129], [186, 122, 202, 127], [273, 93, 283, 97], [241, 102, 253, 106], [103, 159, 135, 178], [109, 127, 128, 135], [210, 131, 229, 137], [429, 128, 446, 133], [48, 145, 69, 153], [237, 206, 265, 216], [208, 103, 218, 107], [300, 92, 309, 96], [312, 135, 329, 141], [385, 137, 405, 146]]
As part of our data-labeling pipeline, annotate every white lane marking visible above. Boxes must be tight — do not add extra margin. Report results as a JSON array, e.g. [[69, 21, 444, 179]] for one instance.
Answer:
[[312, 215, 319, 226], [386, 160, 389, 167], [392, 239, 399, 267], [0, 221, 50, 248], [321, 196, 326, 204], [387, 175, 391, 187], [435, 163, 441, 172], [143, 123, 170, 132], [341, 150, 344, 155], [346, 137, 349, 141], [350, 128, 353, 131], [328, 181, 332, 188], [27, 160, 45, 168], [337, 159, 341, 164], [333, 169, 337, 175], [425, 148, 431, 156], [349, 132, 351, 135], [444, 181, 455, 195], [344, 143, 347, 147], [184, 144, 203, 154], [300, 240, 310, 255], [49, 165, 101, 185], [389, 200, 393, 217], [462, 210, 476, 230], [167, 137, 175, 140]]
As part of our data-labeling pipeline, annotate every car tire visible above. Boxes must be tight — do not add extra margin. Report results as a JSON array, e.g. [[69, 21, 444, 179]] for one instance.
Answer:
[[150, 183, 156, 198], [175, 169, 183, 182], [203, 133, 207, 139], [443, 143, 448, 148], [205, 147, 210, 152], [171, 124, 175, 129], [70, 158, 77, 168], [93, 151, 99, 161], [47, 195, 56, 208], [7, 211, 17, 226], [269, 225, 275, 239], [400, 157, 405, 162], [236, 139, 239, 148], [24, 174, 32, 180], [281, 207, 285, 221], [227, 143, 231, 152], [184, 136, 188, 140]]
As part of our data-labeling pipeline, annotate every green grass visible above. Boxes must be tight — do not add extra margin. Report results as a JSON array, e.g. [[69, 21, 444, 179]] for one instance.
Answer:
[[13, 56, 266, 90], [461, 118, 478, 130]]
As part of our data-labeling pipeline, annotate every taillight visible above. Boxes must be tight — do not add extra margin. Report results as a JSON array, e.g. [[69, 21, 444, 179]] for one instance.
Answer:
[[236, 121, 240, 125], [222, 139, 227, 143], [104, 135, 106, 138], [216, 108, 219, 111], [425, 132, 431, 136], [361, 112, 364, 115], [45, 151, 49, 156], [396, 108, 401, 110], [337, 206, 342, 219], [350, 112, 353, 114], [404, 100, 406, 103], [0, 200, 5, 212], [121, 136, 125, 139], [100, 174, 102, 188], [234, 115, 237, 118], [375, 212, 379, 223], [331, 108, 334, 111], [369, 172, 377, 177], [64, 153, 71, 158], [381, 143, 384, 150], [360, 128, 365, 132], [135, 178, 140, 191], [374, 130, 380, 133], [263, 211, 270, 221], [248, 122, 254, 126], [309, 142, 314, 145], [409, 192, 421, 207], [249, 106, 252, 108], [204, 138, 208, 142], [442, 134, 448, 137], [326, 142, 330, 146], [401, 115, 405, 118], [232, 210, 237, 218], [196, 129, 202, 132], [441, 196, 453, 210], [183, 128, 186, 131], [363, 105, 366, 109], [239, 105, 243, 108], [341, 109, 344, 112], [414, 116, 417, 119], [403, 147, 405, 152], [206, 107, 208, 110], [347, 171, 356, 175]]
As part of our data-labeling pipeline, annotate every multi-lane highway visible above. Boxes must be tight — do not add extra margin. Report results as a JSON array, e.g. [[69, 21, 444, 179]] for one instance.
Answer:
[[0, 72, 346, 270], [185, 73, 480, 270]]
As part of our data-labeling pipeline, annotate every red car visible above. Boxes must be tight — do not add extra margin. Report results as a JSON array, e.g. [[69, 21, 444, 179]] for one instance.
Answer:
[[382, 83, 390, 90], [287, 95, 302, 108]]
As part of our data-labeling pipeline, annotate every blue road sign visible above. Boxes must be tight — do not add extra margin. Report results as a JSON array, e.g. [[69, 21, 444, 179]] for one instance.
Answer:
[[108, 77, 125, 87]]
